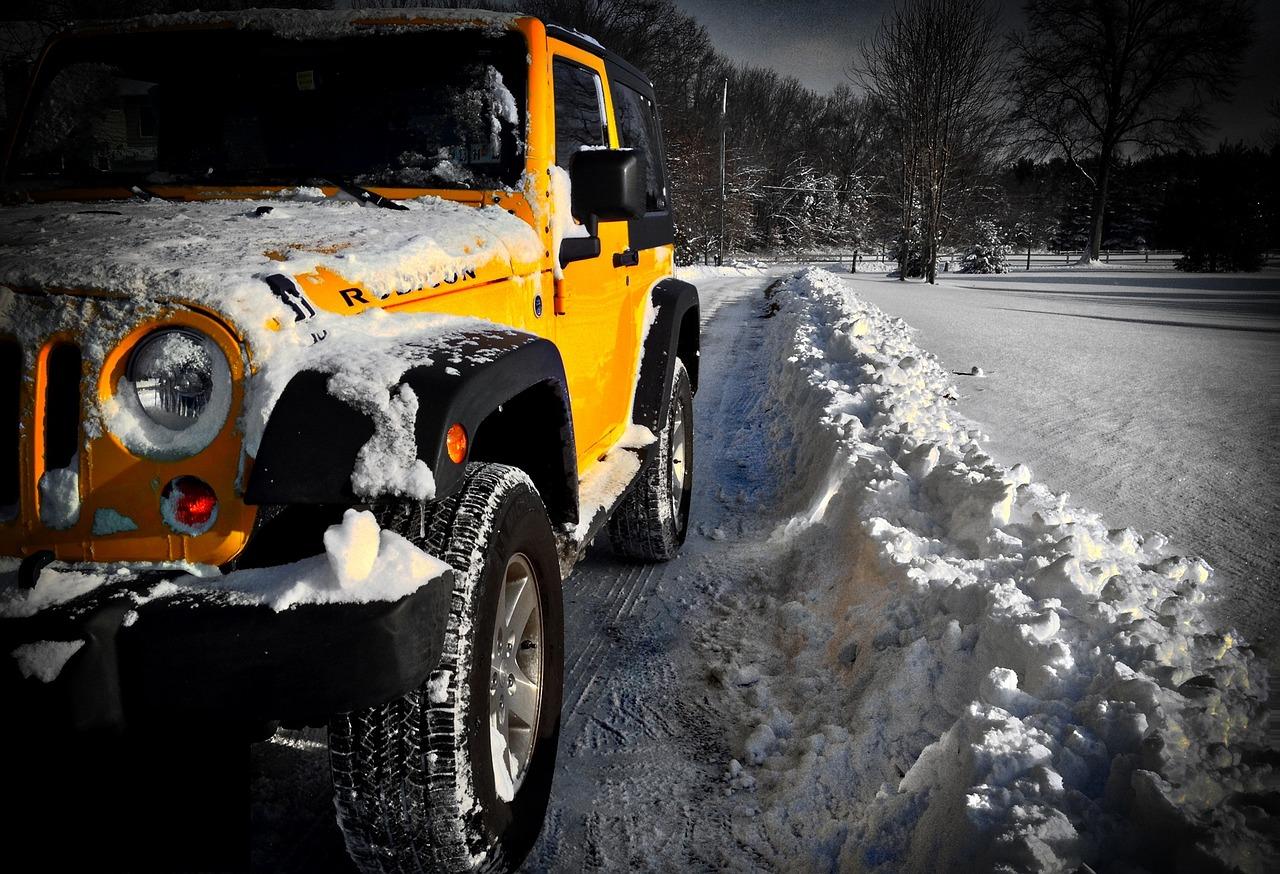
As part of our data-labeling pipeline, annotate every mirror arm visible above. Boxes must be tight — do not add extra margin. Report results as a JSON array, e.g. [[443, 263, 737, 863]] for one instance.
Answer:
[[559, 233, 601, 268], [559, 212, 602, 268]]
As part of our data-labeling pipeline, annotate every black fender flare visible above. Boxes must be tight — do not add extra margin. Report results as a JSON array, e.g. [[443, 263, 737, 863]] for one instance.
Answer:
[[631, 277, 700, 434], [244, 331, 578, 524]]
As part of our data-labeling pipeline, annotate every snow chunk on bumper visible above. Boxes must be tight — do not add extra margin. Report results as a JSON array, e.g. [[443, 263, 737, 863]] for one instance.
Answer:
[[10, 640, 85, 683], [1, 511, 447, 619], [193, 509, 447, 611]]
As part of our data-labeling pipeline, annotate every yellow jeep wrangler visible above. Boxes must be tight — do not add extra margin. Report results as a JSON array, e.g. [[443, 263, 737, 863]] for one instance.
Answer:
[[0, 9, 698, 872]]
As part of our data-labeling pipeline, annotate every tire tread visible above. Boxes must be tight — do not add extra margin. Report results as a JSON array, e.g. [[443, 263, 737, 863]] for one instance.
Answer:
[[608, 359, 692, 561], [330, 465, 550, 874]]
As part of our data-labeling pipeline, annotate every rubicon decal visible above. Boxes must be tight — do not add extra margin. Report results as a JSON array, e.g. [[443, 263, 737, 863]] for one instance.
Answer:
[[338, 268, 480, 308]]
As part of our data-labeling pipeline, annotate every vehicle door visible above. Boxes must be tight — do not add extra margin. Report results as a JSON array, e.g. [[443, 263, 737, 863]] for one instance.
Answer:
[[605, 64, 678, 295], [547, 43, 639, 465]]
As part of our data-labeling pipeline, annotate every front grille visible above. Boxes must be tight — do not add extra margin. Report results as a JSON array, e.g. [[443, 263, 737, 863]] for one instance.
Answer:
[[44, 343, 81, 470], [0, 339, 19, 511]]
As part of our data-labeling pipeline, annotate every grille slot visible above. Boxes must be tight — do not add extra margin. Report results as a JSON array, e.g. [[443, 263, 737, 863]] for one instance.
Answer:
[[44, 343, 81, 470], [0, 339, 19, 511]]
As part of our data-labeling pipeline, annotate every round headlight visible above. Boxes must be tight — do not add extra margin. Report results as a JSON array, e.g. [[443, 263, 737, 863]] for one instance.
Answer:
[[130, 329, 217, 430], [106, 327, 232, 460]]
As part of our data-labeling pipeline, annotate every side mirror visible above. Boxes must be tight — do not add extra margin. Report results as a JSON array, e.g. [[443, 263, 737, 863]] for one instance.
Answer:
[[568, 149, 646, 226]]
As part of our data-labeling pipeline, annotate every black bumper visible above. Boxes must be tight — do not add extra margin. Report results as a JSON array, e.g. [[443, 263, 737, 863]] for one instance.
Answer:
[[1, 568, 454, 735]]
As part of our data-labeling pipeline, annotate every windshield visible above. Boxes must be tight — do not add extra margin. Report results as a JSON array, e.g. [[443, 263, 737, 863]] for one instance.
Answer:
[[7, 27, 528, 191]]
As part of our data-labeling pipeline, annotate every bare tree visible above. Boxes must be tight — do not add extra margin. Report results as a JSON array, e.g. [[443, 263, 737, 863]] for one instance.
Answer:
[[854, 0, 1006, 283], [1011, 0, 1254, 261], [1265, 98, 1280, 152], [350, 1, 514, 8]]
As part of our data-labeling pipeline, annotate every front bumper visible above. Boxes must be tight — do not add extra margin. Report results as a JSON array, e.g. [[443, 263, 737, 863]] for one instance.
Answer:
[[1, 564, 454, 735]]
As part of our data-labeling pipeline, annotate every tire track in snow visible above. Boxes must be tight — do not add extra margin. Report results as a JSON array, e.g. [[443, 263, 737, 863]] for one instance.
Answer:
[[561, 561, 661, 729], [526, 273, 779, 872]]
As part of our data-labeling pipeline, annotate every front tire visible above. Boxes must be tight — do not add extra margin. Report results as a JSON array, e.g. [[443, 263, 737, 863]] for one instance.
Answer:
[[329, 464, 564, 874], [608, 358, 694, 561]]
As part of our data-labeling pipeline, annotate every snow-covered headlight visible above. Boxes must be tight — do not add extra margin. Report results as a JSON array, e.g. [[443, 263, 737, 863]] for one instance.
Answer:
[[106, 327, 232, 460], [130, 329, 219, 430]]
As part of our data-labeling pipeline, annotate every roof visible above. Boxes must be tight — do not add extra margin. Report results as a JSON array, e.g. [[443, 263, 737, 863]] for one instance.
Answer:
[[67, 7, 524, 39], [51, 10, 656, 95], [544, 23, 654, 92]]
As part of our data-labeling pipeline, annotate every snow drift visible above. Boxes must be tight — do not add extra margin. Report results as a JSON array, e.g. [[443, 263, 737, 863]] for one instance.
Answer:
[[712, 268, 1272, 872]]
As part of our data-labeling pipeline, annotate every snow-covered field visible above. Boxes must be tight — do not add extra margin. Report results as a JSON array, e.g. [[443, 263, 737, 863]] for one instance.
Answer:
[[837, 267, 1280, 669], [247, 265, 1275, 873]]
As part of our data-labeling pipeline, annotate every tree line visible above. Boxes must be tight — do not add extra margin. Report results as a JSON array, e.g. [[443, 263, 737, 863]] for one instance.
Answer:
[[448, 0, 1275, 274], [3, 0, 1274, 274], [521, 0, 1272, 275]]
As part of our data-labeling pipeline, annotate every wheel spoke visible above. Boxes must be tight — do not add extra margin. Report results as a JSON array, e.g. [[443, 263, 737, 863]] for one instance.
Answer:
[[505, 575, 537, 638], [508, 674, 538, 725], [669, 403, 687, 517], [494, 578, 509, 649], [495, 691, 509, 735], [507, 724, 534, 766], [488, 552, 543, 798]]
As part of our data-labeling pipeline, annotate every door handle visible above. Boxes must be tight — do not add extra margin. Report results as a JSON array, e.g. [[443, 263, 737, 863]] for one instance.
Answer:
[[612, 248, 639, 268]]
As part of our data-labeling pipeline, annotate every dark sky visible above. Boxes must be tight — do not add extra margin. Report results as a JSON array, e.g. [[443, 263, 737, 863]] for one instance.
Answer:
[[674, 0, 1279, 146]]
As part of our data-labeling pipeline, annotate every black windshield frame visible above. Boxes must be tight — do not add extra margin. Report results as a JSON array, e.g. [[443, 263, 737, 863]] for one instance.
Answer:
[[3, 26, 529, 192]]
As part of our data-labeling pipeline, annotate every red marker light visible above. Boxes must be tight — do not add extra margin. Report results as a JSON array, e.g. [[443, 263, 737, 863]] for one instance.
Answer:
[[161, 476, 218, 535]]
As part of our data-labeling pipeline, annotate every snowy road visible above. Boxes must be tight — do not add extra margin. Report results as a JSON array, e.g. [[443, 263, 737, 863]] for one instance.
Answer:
[[526, 271, 783, 869], [842, 268, 1280, 666]]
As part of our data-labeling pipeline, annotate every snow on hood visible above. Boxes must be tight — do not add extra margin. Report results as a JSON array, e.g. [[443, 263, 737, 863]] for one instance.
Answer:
[[0, 193, 543, 481], [0, 193, 540, 332]]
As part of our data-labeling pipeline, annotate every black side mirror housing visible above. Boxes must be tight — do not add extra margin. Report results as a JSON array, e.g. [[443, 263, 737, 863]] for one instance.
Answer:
[[568, 149, 646, 225]]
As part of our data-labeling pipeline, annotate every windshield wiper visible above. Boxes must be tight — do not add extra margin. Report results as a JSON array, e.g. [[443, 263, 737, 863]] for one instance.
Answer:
[[321, 177, 408, 211], [129, 183, 168, 202]]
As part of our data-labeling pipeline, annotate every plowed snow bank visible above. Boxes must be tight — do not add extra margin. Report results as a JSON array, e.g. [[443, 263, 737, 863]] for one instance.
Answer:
[[717, 268, 1271, 872]]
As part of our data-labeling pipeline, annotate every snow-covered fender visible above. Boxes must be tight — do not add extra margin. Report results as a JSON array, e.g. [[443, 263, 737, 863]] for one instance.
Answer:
[[632, 277, 700, 432], [244, 331, 579, 525]]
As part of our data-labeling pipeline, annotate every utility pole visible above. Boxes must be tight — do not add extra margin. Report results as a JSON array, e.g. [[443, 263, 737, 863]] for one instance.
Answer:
[[717, 78, 727, 267]]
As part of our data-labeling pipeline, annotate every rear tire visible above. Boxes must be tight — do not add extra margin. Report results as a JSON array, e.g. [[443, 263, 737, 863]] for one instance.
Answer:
[[329, 464, 564, 874], [608, 358, 693, 561]]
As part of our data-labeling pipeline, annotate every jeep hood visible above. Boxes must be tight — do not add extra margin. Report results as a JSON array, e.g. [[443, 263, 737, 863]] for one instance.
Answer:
[[0, 192, 542, 339], [0, 191, 545, 459]]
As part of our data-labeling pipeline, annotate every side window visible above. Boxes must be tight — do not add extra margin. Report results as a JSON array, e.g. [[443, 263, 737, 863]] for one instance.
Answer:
[[612, 83, 667, 213], [553, 59, 607, 170]]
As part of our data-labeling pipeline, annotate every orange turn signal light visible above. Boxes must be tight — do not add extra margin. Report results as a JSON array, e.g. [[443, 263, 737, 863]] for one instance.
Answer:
[[446, 423, 468, 464]]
